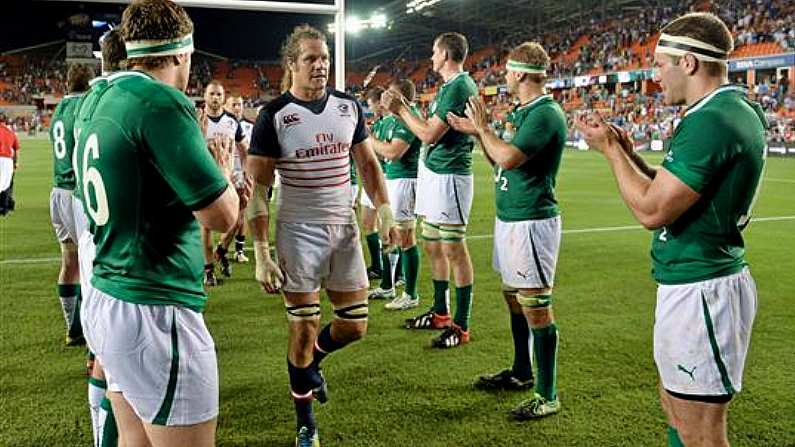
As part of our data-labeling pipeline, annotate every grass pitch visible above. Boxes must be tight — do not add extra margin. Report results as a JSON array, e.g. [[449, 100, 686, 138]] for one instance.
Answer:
[[1, 138, 793, 446]]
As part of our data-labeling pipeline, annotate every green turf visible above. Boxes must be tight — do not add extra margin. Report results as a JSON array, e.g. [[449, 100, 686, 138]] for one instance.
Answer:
[[1, 138, 793, 446]]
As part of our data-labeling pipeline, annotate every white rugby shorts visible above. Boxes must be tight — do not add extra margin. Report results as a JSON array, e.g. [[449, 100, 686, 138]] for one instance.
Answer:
[[386, 178, 417, 222], [81, 288, 218, 426], [50, 187, 78, 244], [276, 221, 369, 293], [414, 162, 473, 225], [492, 216, 561, 289], [654, 268, 757, 397]]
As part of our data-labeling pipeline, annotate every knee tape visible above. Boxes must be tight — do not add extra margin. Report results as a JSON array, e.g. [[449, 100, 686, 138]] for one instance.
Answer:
[[421, 221, 440, 241], [285, 303, 321, 322], [439, 224, 466, 243], [332, 300, 368, 321], [516, 293, 553, 308]]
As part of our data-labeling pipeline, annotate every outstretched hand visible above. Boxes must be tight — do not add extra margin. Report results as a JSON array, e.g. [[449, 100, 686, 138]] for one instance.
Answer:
[[464, 96, 489, 133], [446, 112, 478, 136]]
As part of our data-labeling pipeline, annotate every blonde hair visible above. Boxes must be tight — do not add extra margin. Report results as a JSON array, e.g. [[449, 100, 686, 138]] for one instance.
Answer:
[[280, 24, 327, 92]]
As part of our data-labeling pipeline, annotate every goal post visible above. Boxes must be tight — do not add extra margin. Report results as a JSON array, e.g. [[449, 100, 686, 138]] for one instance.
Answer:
[[49, 0, 348, 88]]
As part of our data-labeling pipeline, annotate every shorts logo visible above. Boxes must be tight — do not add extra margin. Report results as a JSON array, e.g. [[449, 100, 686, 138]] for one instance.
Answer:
[[677, 364, 696, 381], [283, 113, 301, 127], [516, 270, 532, 280]]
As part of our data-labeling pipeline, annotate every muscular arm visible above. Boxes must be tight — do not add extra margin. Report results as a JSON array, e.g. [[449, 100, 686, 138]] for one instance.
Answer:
[[397, 105, 449, 145], [351, 138, 389, 208], [370, 136, 410, 161], [245, 155, 276, 243], [603, 145, 699, 229], [193, 186, 239, 232], [476, 127, 528, 170]]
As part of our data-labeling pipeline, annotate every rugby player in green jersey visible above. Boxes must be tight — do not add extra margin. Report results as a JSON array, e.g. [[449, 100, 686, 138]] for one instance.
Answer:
[[74, 1, 244, 445], [576, 12, 767, 447], [363, 86, 387, 284], [373, 79, 423, 311], [448, 42, 566, 419], [49, 63, 93, 347], [383, 32, 479, 348]]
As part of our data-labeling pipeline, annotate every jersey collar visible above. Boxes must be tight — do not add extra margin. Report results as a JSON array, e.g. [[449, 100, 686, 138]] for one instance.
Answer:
[[516, 94, 553, 111], [684, 84, 747, 118], [106, 70, 154, 84], [441, 71, 468, 87]]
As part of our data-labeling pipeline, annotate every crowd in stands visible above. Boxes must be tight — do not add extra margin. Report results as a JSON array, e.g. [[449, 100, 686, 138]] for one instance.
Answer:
[[0, 0, 792, 144], [0, 56, 68, 105]]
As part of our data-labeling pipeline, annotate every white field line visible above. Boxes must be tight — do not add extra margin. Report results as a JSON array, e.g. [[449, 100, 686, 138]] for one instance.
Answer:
[[2, 216, 793, 266], [765, 178, 795, 184]]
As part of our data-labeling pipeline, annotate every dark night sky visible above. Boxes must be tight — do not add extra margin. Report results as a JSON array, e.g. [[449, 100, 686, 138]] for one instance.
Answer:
[[2, 0, 383, 61]]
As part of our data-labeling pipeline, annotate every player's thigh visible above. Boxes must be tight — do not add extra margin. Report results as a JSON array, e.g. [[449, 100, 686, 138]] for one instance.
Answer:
[[144, 417, 217, 447], [85, 289, 218, 427], [108, 391, 150, 447], [415, 170, 473, 225], [276, 222, 334, 293], [325, 224, 369, 294], [493, 217, 560, 290], [654, 268, 757, 398], [387, 178, 417, 223], [50, 188, 78, 244], [664, 391, 729, 445]]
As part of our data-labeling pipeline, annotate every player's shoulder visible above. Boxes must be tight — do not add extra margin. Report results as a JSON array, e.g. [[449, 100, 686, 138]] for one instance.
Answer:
[[108, 71, 193, 111], [259, 92, 294, 118], [328, 88, 361, 104]]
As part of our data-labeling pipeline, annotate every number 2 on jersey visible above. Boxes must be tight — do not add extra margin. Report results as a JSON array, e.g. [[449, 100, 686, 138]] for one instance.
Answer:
[[81, 133, 110, 226], [494, 167, 508, 191]]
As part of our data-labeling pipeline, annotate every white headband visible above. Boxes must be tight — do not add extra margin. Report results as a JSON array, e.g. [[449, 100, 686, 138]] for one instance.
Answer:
[[125, 34, 194, 59], [655, 33, 729, 62], [506, 60, 546, 74]]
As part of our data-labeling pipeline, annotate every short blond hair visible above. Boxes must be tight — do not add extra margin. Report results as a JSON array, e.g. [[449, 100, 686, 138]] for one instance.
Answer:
[[508, 42, 550, 83]]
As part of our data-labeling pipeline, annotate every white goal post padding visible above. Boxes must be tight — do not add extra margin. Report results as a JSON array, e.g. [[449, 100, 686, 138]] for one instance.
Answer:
[[50, 0, 347, 88]]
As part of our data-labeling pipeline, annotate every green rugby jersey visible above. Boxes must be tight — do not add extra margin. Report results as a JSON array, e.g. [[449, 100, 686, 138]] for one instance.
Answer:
[[372, 115, 389, 171], [424, 72, 478, 175], [50, 94, 83, 190], [652, 85, 767, 285], [73, 77, 109, 203], [73, 71, 229, 311], [495, 95, 567, 221], [383, 107, 421, 180]]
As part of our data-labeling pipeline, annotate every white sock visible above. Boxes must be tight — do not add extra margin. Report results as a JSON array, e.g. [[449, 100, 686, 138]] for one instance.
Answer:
[[388, 251, 399, 286], [88, 378, 106, 447]]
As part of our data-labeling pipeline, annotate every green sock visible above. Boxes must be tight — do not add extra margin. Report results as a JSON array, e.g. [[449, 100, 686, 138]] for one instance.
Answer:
[[667, 426, 685, 447], [453, 285, 472, 331], [365, 232, 382, 273], [58, 283, 82, 338], [379, 251, 393, 289], [402, 246, 420, 298], [510, 312, 532, 381], [100, 397, 118, 447], [532, 322, 558, 401], [395, 249, 404, 280], [432, 279, 449, 315]]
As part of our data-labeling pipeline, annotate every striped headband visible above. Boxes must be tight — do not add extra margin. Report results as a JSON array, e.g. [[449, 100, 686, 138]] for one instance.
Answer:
[[655, 33, 728, 62], [125, 34, 194, 59], [506, 60, 546, 74]]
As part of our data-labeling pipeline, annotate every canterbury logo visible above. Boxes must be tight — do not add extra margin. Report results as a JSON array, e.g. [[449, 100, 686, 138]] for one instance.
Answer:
[[282, 113, 301, 126]]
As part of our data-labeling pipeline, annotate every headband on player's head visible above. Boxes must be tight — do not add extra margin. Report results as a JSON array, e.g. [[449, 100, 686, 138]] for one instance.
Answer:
[[125, 34, 194, 59], [506, 60, 546, 75], [655, 33, 728, 63]]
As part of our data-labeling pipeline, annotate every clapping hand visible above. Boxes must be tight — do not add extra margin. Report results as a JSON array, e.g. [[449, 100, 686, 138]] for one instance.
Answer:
[[464, 96, 489, 133]]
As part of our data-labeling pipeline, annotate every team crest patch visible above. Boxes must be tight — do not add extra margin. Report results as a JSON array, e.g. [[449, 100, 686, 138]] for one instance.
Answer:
[[337, 103, 351, 117]]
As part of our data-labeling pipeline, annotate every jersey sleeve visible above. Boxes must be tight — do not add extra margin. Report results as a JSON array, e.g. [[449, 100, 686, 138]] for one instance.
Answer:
[[511, 107, 557, 158], [391, 118, 417, 145], [433, 82, 471, 125], [352, 99, 368, 145], [249, 107, 281, 158], [662, 115, 729, 193], [143, 102, 228, 210]]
